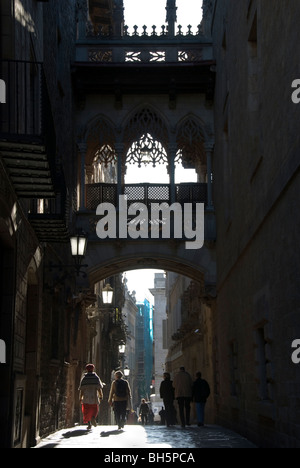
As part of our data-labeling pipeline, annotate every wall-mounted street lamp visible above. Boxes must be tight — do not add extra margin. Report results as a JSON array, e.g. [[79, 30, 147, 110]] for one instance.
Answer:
[[46, 233, 88, 281], [102, 283, 114, 305], [118, 344, 126, 355], [70, 233, 88, 276], [124, 366, 130, 378]]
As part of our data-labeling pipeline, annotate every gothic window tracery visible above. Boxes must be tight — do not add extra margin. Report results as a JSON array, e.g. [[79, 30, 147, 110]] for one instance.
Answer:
[[176, 117, 205, 168], [124, 107, 169, 154], [92, 144, 117, 183], [126, 133, 168, 168]]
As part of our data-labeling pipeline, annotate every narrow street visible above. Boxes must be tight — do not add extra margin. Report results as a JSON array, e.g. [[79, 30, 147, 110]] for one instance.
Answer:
[[1, 0, 300, 450], [34, 424, 257, 449]]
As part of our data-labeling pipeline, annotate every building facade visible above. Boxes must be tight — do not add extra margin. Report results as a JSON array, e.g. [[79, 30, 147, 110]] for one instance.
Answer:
[[149, 272, 168, 396], [135, 299, 154, 402], [0, 0, 299, 448], [210, 0, 300, 447]]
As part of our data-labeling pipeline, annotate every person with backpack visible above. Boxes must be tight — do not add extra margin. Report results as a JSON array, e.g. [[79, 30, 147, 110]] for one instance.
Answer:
[[108, 370, 132, 430], [192, 371, 211, 426]]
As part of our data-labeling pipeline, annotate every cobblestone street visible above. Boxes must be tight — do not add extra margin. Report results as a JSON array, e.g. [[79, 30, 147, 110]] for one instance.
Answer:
[[34, 424, 257, 449]]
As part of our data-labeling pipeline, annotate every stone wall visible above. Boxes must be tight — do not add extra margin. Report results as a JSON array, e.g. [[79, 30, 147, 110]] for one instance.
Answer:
[[212, 0, 300, 447]]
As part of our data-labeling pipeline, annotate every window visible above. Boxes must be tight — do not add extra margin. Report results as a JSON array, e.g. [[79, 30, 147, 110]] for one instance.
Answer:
[[254, 324, 273, 401], [229, 340, 238, 396]]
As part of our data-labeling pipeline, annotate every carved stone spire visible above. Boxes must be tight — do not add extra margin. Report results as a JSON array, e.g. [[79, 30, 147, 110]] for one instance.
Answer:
[[113, 0, 124, 37], [166, 0, 177, 37]]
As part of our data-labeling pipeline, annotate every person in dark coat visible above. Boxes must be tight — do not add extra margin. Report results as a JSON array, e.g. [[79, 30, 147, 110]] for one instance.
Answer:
[[159, 372, 176, 427], [192, 371, 210, 426], [139, 398, 150, 425]]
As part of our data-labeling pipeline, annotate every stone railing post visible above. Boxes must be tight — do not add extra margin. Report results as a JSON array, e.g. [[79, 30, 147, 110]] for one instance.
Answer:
[[76, 0, 88, 40], [204, 141, 214, 210], [77, 142, 87, 211]]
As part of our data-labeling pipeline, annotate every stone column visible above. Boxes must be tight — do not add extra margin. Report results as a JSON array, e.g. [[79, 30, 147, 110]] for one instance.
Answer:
[[166, 0, 177, 37], [76, 0, 88, 41], [204, 142, 214, 210], [113, 0, 125, 38], [168, 142, 177, 204], [78, 142, 87, 211], [115, 142, 124, 200]]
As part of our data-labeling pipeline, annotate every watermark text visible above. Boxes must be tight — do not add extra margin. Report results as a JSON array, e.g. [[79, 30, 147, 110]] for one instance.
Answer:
[[291, 339, 300, 364], [0, 339, 6, 364], [96, 195, 204, 250], [291, 79, 300, 103], [0, 79, 6, 104]]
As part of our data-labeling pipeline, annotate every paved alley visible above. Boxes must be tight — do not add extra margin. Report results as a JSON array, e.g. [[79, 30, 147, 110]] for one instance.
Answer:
[[34, 424, 257, 449]]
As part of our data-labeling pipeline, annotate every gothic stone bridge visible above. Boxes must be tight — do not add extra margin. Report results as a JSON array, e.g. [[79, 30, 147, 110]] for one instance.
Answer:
[[75, 181, 216, 295]]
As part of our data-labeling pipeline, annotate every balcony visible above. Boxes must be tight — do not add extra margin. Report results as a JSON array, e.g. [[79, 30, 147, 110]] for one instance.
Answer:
[[73, 19, 215, 99], [76, 24, 213, 64], [0, 60, 57, 198], [85, 182, 208, 211], [28, 173, 69, 243]]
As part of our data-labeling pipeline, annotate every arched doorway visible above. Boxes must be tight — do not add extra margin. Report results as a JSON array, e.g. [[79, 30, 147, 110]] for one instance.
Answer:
[[86, 264, 215, 426]]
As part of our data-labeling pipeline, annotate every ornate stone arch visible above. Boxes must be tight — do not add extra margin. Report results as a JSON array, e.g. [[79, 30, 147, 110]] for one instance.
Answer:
[[122, 106, 170, 161], [175, 115, 207, 168], [84, 115, 117, 166]]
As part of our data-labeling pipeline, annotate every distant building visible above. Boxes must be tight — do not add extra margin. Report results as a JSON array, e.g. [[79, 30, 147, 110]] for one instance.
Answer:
[[149, 273, 168, 395], [136, 299, 154, 401], [122, 280, 138, 406]]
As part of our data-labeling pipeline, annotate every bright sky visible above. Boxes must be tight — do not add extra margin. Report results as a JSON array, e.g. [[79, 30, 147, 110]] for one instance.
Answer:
[[122, 1, 203, 299], [124, 0, 203, 32], [125, 163, 197, 184], [124, 269, 161, 304]]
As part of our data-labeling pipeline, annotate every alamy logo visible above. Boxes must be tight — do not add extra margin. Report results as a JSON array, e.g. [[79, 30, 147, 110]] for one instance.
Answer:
[[0, 339, 6, 364], [0, 79, 6, 104], [291, 339, 300, 364], [96, 195, 204, 250]]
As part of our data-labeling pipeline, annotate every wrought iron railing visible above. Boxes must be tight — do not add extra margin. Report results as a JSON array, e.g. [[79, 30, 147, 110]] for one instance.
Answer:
[[76, 41, 211, 64], [0, 60, 55, 139], [76, 20, 212, 64], [86, 182, 207, 211]]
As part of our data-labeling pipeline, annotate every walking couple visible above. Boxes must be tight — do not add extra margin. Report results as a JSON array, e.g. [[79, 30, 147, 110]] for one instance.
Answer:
[[79, 366, 132, 431]]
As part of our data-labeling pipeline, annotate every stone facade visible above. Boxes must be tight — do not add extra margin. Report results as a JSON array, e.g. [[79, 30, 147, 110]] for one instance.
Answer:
[[211, 0, 300, 447], [149, 273, 168, 395], [1, 0, 300, 449]]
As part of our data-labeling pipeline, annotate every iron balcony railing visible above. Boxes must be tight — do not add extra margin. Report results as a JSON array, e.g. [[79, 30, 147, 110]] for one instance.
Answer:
[[0, 60, 55, 140], [85, 182, 208, 211]]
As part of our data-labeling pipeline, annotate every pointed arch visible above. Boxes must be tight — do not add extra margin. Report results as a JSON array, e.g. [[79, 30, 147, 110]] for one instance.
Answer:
[[122, 105, 169, 154], [84, 114, 117, 166], [176, 114, 207, 168]]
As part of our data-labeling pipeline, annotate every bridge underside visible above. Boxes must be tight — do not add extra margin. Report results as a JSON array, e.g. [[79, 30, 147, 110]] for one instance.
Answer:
[[83, 237, 216, 289]]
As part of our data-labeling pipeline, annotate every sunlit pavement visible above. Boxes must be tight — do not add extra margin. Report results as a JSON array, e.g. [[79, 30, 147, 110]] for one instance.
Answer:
[[34, 424, 257, 449]]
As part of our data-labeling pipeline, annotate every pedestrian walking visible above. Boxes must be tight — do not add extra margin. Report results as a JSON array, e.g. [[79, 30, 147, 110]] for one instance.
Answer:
[[192, 371, 210, 426], [139, 398, 150, 425], [159, 407, 166, 425], [160, 372, 176, 427], [79, 364, 104, 430], [173, 366, 193, 428], [108, 370, 132, 430]]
